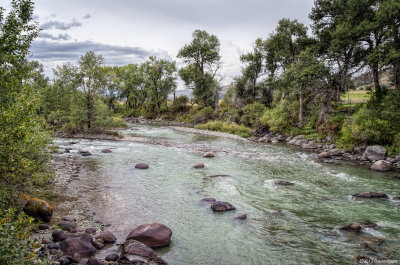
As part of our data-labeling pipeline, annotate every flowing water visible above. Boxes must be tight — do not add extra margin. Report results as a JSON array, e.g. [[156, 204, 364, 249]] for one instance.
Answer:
[[55, 125, 400, 265]]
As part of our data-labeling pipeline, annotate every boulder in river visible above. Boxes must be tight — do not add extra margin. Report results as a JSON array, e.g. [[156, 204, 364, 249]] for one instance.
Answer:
[[59, 233, 95, 261], [370, 160, 392, 172], [203, 152, 215, 158], [274, 180, 294, 186], [193, 163, 205, 169], [23, 197, 53, 222], [101, 148, 112, 153], [393, 196, 400, 201], [122, 239, 168, 265], [135, 163, 149, 169], [87, 257, 107, 265], [94, 231, 116, 244], [362, 145, 387, 161], [126, 223, 172, 248], [234, 214, 247, 220], [78, 150, 91, 156], [211, 201, 236, 212], [318, 152, 332, 159], [340, 223, 362, 232], [353, 192, 388, 199], [105, 253, 119, 262]]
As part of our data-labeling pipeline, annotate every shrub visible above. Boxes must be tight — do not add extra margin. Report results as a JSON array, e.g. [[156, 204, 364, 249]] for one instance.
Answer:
[[260, 100, 298, 133], [191, 106, 215, 123], [195, 121, 253, 138], [0, 208, 47, 265], [239, 102, 266, 127], [171, 96, 190, 113]]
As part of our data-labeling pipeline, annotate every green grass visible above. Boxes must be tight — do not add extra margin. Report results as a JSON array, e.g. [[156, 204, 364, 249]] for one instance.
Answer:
[[341, 90, 370, 103], [195, 121, 253, 138]]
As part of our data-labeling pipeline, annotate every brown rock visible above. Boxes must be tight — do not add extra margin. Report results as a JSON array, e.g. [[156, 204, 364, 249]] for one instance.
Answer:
[[58, 221, 77, 232], [101, 148, 112, 153], [201, 198, 216, 204], [23, 198, 53, 222], [393, 197, 400, 201], [126, 223, 172, 248], [87, 257, 106, 265], [318, 152, 332, 159], [135, 163, 149, 169], [59, 233, 95, 260], [204, 174, 230, 179], [274, 180, 294, 186], [122, 240, 167, 264], [52, 229, 67, 242], [85, 227, 96, 234], [234, 214, 247, 220], [105, 253, 119, 262], [94, 231, 116, 244], [203, 152, 215, 158], [370, 160, 392, 172], [211, 201, 236, 212], [91, 240, 104, 249], [353, 192, 388, 199], [193, 163, 205, 169], [340, 223, 362, 232]]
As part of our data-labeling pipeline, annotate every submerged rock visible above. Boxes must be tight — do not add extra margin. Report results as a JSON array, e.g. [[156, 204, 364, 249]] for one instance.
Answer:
[[23, 197, 53, 222], [204, 174, 230, 179], [105, 253, 119, 262], [362, 145, 387, 161], [126, 223, 172, 248], [370, 160, 392, 172], [353, 192, 388, 199], [59, 233, 95, 261], [203, 152, 215, 158], [211, 201, 236, 212], [58, 220, 77, 232], [87, 257, 106, 265], [193, 163, 205, 169], [201, 198, 216, 204], [101, 148, 112, 153], [135, 163, 149, 169], [274, 180, 294, 186], [340, 223, 362, 232], [78, 150, 91, 156], [302, 142, 318, 149], [234, 214, 247, 220]]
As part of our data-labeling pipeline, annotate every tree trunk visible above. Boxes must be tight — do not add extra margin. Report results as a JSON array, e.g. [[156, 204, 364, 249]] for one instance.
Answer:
[[213, 86, 219, 110], [394, 64, 400, 90], [371, 64, 381, 100], [298, 88, 303, 126]]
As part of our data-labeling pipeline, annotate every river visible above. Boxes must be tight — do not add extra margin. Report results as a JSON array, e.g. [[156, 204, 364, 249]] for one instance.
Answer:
[[54, 124, 400, 265]]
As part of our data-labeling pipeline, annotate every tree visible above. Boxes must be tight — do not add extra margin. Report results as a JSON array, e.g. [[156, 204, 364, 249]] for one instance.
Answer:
[[285, 48, 329, 126], [119, 64, 146, 109], [75, 51, 105, 130], [178, 29, 221, 107], [102, 66, 121, 111], [236, 38, 265, 102], [142, 56, 177, 114], [0, 0, 50, 192]]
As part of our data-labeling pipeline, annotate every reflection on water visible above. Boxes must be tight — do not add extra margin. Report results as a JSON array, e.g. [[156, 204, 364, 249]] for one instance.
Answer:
[[55, 124, 400, 265]]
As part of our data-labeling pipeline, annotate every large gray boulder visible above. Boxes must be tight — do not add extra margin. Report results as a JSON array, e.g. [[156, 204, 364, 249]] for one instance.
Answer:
[[121, 239, 168, 264], [59, 233, 95, 261], [362, 146, 387, 161]]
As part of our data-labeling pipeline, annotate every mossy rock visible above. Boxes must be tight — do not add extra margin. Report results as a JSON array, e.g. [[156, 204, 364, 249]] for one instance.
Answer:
[[23, 197, 53, 222]]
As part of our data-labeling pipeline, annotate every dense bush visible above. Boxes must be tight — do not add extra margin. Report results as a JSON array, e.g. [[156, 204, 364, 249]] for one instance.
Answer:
[[260, 100, 298, 133], [239, 102, 266, 127], [191, 106, 215, 123], [171, 95, 190, 113], [195, 121, 253, 138], [0, 208, 46, 265]]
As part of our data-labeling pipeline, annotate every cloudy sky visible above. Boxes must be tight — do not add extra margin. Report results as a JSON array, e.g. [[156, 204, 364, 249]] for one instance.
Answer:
[[27, 0, 314, 87]]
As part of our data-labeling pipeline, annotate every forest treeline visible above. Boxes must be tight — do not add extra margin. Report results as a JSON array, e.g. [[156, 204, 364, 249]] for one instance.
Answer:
[[0, 0, 399, 262]]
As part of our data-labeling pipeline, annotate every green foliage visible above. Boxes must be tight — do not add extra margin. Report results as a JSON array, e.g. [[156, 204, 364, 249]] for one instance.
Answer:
[[239, 102, 266, 127], [260, 101, 298, 133], [338, 90, 400, 150], [195, 121, 252, 138], [0, 208, 46, 265], [191, 106, 215, 124], [0, 0, 51, 192], [178, 30, 221, 107], [171, 95, 190, 113]]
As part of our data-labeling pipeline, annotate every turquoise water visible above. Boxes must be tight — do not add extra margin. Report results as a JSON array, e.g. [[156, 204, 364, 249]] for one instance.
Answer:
[[55, 125, 400, 264]]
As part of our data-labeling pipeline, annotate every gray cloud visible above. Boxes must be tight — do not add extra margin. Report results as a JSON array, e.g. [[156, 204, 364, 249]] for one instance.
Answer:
[[83, 14, 91, 19], [40, 19, 82, 30], [30, 40, 169, 66], [38, 32, 71, 41]]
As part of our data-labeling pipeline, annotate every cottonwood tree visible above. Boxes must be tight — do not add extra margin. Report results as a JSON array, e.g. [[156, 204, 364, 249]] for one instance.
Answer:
[[178, 29, 221, 107]]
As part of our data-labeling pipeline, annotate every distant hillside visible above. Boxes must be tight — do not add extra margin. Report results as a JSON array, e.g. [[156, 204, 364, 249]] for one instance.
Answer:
[[352, 69, 393, 90]]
